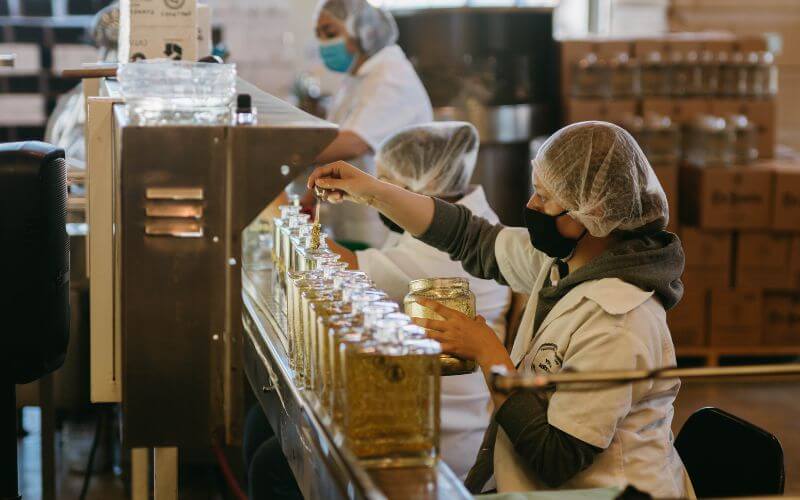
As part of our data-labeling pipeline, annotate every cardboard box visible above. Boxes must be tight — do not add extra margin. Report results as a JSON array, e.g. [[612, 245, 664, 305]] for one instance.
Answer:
[[710, 288, 762, 346], [791, 237, 800, 289], [668, 288, 708, 347], [642, 98, 710, 125], [735, 232, 794, 290], [680, 164, 773, 230], [652, 163, 679, 232], [710, 99, 776, 159], [119, 0, 198, 62], [566, 99, 637, 125], [681, 228, 732, 290], [762, 293, 800, 345], [734, 34, 769, 53], [770, 161, 800, 232]]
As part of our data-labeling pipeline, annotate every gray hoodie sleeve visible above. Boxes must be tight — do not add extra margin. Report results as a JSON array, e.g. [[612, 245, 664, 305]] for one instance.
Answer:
[[416, 198, 508, 285], [495, 391, 602, 488]]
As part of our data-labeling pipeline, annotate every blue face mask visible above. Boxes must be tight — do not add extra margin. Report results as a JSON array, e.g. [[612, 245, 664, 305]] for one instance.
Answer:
[[319, 37, 355, 73]]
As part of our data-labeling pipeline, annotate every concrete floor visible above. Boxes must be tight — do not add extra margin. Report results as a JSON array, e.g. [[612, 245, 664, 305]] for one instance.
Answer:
[[17, 378, 800, 499]]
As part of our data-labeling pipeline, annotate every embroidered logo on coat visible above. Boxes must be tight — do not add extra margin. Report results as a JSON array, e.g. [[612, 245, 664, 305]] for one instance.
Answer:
[[532, 343, 563, 374]]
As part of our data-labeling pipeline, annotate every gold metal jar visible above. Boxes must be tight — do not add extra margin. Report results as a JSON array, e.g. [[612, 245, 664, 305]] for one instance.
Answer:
[[404, 277, 477, 376]]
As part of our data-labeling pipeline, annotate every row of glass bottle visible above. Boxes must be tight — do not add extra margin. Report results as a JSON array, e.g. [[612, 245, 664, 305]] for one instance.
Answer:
[[270, 202, 442, 468], [572, 50, 778, 100], [624, 112, 758, 167]]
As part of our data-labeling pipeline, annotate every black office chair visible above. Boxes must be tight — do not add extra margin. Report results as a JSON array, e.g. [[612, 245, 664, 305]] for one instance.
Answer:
[[675, 406, 785, 498], [0, 142, 70, 500]]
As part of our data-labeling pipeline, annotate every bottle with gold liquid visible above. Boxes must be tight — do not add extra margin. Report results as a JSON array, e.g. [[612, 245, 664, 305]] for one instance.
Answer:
[[286, 254, 340, 371], [303, 288, 336, 396], [326, 298, 396, 428], [281, 213, 310, 291], [342, 321, 441, 468], [404, 277, 477, 376], [290, 277, 328, 381]]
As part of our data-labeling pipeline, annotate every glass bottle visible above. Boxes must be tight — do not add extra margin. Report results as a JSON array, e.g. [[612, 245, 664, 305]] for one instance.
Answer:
[[609, 52, 639, 98], [571, 52, 609, 98], [684, 51, 704, 96], [342, 331, 441, 468], [404, 277, 477, 376], [699, 50, 719, 97], [727, 114, 758, 164], [640, 113, 681, 166], [686, 114, 735, 167], [748, 51, 777, 98], [719, 52, 746, 97], [641, 51, 669, 97], [668, 51, 690, 97]]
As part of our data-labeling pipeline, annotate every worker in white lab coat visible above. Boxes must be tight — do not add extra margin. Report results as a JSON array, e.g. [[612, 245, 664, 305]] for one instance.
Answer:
[[326, 122, 512, 479], [311, 0, 433, 247], [309, 121, 695, 497]]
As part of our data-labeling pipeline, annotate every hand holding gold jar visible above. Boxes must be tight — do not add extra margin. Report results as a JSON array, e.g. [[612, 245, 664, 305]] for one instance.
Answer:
[[404, 278, 477, 376]]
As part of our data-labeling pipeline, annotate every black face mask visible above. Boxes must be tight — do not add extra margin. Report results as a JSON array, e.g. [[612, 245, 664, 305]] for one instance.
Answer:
[[523, 207, 586, 259], [379, 213, 404, 234]]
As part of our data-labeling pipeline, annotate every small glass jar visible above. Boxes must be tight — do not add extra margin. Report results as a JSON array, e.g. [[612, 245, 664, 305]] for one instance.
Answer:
[[608, 52, 640, 98], [298, 282, 334, 387], [668, 51, 692, 97], [718, 52, 747, 97], [686, 114, 736, 167], [684, 51, 704, 96], [746, 51, 777, 98], [329, 320, 366, 428], [633, 113, 681, 166], [641, 51, 669, 97], [341, 335, 441, 468], [698, 50, 719, 97], [727, 114, 758, 164], [571, 53, 610, 98], [404, 277, 477, 376], [272, 197, 300, 266]]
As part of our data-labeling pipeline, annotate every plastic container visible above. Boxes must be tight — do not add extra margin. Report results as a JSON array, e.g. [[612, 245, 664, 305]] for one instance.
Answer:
[[118, 60, 237, 125], [404, 277, 477, 376]]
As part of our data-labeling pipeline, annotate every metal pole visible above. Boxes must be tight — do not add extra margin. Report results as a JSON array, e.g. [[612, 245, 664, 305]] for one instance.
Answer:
[[40, 375, 56, 500], [1, 384, 20, 500], [492, 363, 800, 393]]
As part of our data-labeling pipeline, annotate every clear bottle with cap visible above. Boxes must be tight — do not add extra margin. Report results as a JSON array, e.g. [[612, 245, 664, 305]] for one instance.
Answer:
[[571, 52, 610, 98], [405, 277, 477, 376], [341, 320, 441, 468], [609, 52, 640, 98], [281, 213, 310, 289], [698, 50, 719, 97], [668, 51, 691, 97], [727, 114, 758, 164], [747, 51, 777, 98], [719, 52, 747, 97], [641, 51, 669, 97], [272, 199, 300, 269]]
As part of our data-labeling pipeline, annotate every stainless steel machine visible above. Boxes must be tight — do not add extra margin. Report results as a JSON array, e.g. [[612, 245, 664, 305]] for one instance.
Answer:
[[83, 76, 335, 487], [395, 7, 560, 225]]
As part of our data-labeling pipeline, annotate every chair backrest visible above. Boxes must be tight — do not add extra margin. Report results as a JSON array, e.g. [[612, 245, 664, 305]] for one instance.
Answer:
[[0, 141, 70, 384], [675, 406, 785, 497]]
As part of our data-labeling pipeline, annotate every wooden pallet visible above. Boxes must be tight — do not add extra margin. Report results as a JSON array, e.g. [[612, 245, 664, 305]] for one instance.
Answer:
[[677, 345, 800, 366]]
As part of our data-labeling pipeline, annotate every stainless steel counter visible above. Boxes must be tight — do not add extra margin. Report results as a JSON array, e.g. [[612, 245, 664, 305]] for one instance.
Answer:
[[241, 268, 472, 500]]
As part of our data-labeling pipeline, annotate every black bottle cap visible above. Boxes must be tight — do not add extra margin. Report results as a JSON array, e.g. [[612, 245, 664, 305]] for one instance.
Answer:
[[237, 94, 252, 112]]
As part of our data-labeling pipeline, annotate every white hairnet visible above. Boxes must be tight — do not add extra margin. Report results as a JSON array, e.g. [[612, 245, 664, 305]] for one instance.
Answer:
[[534, 121, 669, 237], [377, 122, 479, 198], [315, 0, 398, 57]]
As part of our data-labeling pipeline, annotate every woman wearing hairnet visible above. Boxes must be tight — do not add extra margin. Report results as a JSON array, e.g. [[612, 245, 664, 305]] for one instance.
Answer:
[[311, 0, 433, 247], [327, 122, 512, 479], [309, 121, 694, 496]]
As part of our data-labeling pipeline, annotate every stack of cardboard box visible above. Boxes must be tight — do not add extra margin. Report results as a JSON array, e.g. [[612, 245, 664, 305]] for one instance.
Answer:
[[561, 34, 800, 355], [677, 159, 800, 349]]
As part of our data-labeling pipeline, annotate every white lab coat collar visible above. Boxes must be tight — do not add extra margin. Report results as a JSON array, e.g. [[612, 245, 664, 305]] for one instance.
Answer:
[[354, 45, 405, 77], [537, 276, 655, 334]]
